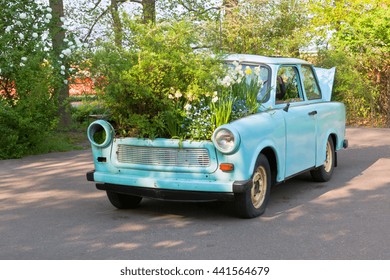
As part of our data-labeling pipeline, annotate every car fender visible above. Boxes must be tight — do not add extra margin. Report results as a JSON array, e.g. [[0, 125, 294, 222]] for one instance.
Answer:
[[226, 111, 286, 182]]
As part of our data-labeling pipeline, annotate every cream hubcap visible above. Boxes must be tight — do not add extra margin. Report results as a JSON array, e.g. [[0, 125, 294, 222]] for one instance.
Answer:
[[251, 166, 267, 209], [324, 140, 333, 173]]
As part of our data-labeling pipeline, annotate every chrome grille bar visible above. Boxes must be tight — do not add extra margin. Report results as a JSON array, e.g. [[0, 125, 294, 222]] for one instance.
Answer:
[[117, 145, 211, 167]]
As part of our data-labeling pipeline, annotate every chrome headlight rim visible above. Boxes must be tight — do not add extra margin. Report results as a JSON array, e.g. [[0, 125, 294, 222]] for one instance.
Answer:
[[87, 120, 114, 148], [212, 126, 241, 154]]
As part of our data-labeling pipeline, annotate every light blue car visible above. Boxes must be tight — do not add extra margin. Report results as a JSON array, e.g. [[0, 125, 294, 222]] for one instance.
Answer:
[[86, 54, 348, 218]]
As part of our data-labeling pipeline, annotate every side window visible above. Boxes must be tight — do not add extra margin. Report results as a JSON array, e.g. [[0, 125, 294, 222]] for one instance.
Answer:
[[275, 66, 303, 104], [301, 65, 322, 100]]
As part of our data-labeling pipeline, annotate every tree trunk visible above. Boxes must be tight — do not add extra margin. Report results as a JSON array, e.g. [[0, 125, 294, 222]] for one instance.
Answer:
[[49, 0, 71, 128], [142, 0, 156, 24], [110, 0, 123, 48], [223, 0, 238, 18]]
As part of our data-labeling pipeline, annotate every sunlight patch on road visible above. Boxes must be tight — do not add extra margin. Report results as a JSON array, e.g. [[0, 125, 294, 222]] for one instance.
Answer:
[[112, 242, 141, 250], [112, 223, 148, 233], [314, 158, 390, 206], [153, 240, 184, 248]]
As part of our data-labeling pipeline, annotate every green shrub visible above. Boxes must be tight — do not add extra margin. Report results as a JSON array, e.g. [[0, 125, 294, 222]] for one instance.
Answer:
[[89, 18, 268, 140], [89, 20, 224, 139], [316, 50, 382, 126], [0, 95, 57, 159]]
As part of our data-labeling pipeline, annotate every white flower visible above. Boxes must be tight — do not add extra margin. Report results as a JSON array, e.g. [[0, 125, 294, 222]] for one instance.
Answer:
[[18, 33, 24, 40], [20, 62, 25, 67], [63, 79, 68, 84], [21, 57, 27, 61], [46, 14, 52, 20], [60, 65, 65, 70], [5, 26, 12, 33], [44, 19, 50, 24], [221, 75, 233, 87], [174, 91, 182, 98], [60, 71, 65, 75], [61, 23, 68, 30], [33, 23, 38, 29], [254, 66, 261, 76], [59, 54, 64, 58], [60, 17, 66, 22], [62, 48, 72, 56], [236, 69, 244, 78], [168, 94, 174, 99], [46, 7, 52, 13], [75, 38, 82, 47], [32, 33, 38, 38], [15, 21, 22, 26], [41, 32, 48, 41], [235, 64, 242, 72], [0, 68, 2, 74], [19, 13, 27, 19], [184, 104, 192, 111], [212, 96, 219, 103]]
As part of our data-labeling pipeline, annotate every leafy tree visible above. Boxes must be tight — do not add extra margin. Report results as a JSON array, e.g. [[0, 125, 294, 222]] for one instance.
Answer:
[[0, 1, 57, 158], [308, 0, 389, 125], [0, 0, 82, 158], [218, 0, 309, 56]]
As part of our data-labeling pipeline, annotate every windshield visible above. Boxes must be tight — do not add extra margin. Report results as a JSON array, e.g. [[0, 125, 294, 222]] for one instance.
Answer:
[[226, 62, 270, 102]]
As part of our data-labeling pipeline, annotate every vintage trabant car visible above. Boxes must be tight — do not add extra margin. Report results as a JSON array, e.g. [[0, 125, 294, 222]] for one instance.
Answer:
[[86, 54, 348, 218]]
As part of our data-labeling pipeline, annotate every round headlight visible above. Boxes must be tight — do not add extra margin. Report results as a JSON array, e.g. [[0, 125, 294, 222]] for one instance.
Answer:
[[212, 127, 240, 154], [87, 120, 114, 148]]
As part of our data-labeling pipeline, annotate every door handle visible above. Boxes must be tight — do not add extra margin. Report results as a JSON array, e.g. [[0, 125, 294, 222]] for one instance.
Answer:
[[308, 110, 317, 116]]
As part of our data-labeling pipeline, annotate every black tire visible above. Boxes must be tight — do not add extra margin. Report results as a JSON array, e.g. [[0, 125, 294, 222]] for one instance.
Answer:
[[235, 154, 271, 218], [106, 190, 142, 209], [310, 137, 335, 182]]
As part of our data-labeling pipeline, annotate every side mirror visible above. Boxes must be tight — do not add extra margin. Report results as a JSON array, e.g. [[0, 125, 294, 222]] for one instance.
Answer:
[[283, 103, 290, 112]]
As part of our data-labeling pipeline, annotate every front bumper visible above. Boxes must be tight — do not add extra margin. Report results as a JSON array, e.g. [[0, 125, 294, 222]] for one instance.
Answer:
[[86, 170, 251, 202]]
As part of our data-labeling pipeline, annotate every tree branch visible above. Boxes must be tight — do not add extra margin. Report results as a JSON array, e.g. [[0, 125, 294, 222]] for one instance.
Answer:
[[83, 6, 111, 41], [178, 0, 221, 16]]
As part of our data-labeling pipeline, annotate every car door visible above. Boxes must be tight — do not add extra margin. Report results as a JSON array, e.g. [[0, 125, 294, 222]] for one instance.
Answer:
[[276, 65, 317, 177]]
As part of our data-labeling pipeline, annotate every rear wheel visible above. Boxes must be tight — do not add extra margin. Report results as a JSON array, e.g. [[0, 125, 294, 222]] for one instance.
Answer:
[[310, 137, 335, 182], [106, 190, 142, 209], [235, 154, 271, 218]]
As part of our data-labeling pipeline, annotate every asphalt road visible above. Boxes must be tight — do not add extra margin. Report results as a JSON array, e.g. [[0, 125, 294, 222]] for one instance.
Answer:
[[1, 128, 389, 260]]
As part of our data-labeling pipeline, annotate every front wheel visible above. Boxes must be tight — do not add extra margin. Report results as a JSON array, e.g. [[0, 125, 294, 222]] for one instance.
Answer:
[[235, 154, 271, 218], [310, 137, 335, 182], [106, 190, 142, 209]]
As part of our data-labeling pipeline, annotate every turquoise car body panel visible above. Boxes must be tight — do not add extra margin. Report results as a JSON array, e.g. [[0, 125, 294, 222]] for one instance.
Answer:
[[88, 54, 346, 196]]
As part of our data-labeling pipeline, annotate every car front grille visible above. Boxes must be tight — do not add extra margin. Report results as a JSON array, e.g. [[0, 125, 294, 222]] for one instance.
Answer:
[[116, 145, 211, 167]]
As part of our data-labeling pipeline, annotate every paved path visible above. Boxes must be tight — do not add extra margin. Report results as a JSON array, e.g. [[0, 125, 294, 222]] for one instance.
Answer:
[[0, 128, 389, 259]]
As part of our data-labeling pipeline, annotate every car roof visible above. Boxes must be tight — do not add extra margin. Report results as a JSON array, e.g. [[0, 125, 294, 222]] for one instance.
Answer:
[[224, 54, 310, 65]]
